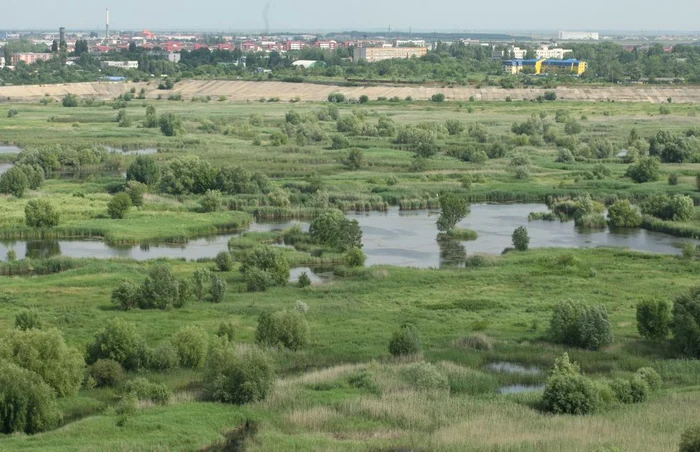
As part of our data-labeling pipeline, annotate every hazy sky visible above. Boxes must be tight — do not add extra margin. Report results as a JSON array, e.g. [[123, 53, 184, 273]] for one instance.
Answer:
[[1, 0, 699, 32]]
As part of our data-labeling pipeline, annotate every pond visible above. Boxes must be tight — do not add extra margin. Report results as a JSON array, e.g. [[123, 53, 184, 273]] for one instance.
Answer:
[[0, 163, 13, 175], [0, 204, 697, 265], [498, 384, 546, 395], [105, 146, 159, 156], [289, 267, 334, 285], [0, 145, 22, 154], [486, 362, 542, 376]]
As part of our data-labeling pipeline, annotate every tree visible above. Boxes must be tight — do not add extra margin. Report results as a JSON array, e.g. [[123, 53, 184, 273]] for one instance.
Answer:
[[431, 93, 445, 102], [0, 361, 61, 434], [297, 272, 312, 288], [107, 192, 132, 219], [254, 310, 310, 350], [388, 324, 421, 357], [111, 280, 139, 311], [209, 275, 227, 303], [607, 200, 642, 228], [544, 91, 557, 101], [626, 157, 660, 183], [445, 119, 464, 136], [159, 113, 184, 136], [204, 341, 275, 404], [270, 131, 288, 146], [331, 134, 351, 149], [437, 194, 469, 233], [309, 211, 363, 251], [62, 93, 79, 107], [127, 155, 160, 186], [542, 373, 599, 415], [193, 267, 211, 301], [125, 181, 146, 207], [117, 109, 131, 127], [636, 299, 671, 341], [512, 226, 529, 251], [343, 148, 364, 170], [564, 119, 582, 135], [25, 199, 60, 228], [241, 246, 290, 287], [327, 92, 345, 103], [86, 318, 148, 370], [0, 166, 29, 197], [641, 193, 694, 221], [88, 359, 124, 387], [144, 105, 158, 128], [672, 286, 700, 358], [359, 95, 369, 104], [216, 251, 234, 272], [0, 328, 85, 397], [549, 299, 614, 350], [172, 326, 209, 368], [200, 189, 222, 212], [140, 264, 180, 309], [344, 247, 366, 267]]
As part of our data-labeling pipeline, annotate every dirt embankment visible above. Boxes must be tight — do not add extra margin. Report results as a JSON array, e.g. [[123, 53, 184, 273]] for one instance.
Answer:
[[0, 79, 698, 104]]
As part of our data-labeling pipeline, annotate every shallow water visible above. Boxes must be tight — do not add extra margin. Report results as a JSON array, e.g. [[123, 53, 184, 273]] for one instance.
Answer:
[[0, 163, 13, 175], [498, 384, 546, 394], [289, 267, 333, 285], [105, 146, 158, 156], [486, 362, 542, 375], [0, 145, 21, 154], [0, 204, 696, 264]]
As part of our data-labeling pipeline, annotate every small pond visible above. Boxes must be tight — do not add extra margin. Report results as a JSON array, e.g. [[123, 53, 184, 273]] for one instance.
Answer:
[[486, 362, 542, 376], [498, 384, 546, 395], [0, 145, 22, 154], [0, 163, 13, 176]]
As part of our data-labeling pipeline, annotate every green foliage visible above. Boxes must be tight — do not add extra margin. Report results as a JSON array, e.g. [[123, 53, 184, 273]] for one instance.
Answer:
[[672, 286, 700, 358], [309, 210, 363, 251], [668, 173, 679, 186], [344, 247, 366, 268], [24, 199, 60, 228], [359, 95, 369, 104], [0, 360, 61, 434], [117, 109, 131, 127], [140, 265, 181, 309], [331, 134, 351, 149], [107, 192, 132, 219], [125, 181, 146, 207], [159, 113, 184, 136], [199, 189, 222, 212], [629, 377, 650, 403], [437, 194, 469, 233], [270, 131, 288, 146], [607, 200, 642, 228], [400, 362, 449, 392], [214, 251, 235, 275], [679, 426, 700, 452], [88, 359, 124, 387], [241, 245, 290, 290], [15, 308, 42, 330], [159, 155, 216, 195], [86, 318, 148, 370], [626, 157, 660, 183], [542, 373, 599, 415], [111, 280, 139, 311], [564, 119, 582, 135], [193, 267, 211, 301], [641, 193, 694, 221], [123, 377, 171, 405], [431, 93, 445, 102], [549, 299, 614, 350], [549, 352, 581, 377], [635, 367, 662, 392], [209, 275, 227, 303], [62, 93, 79, 107], [445, 119, 464, 135], [343, 148, 364, 170], [144, 105, 158, 128], [297, 271, 312, 288], [172, 325, 209, 369], [327, 92, 346, 103], [148, 342, 180, 372], [0, 328, 84, 397], [127, 155, 161, 186], [216, 320, 236, 342], [254, 310, 310, 350], [0, 166, 30, 197], [512, 226, 529, 251], [205, 341, 275, 404], [388, 324, 421, 357], [556, 148, 575, 163], [544, 91, 557, 101], [636, 299, 671, 341]]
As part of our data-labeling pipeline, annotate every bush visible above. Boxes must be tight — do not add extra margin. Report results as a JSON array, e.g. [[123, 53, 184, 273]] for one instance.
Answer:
[[111, 280, 139, 311], [25, 199, 60, 228], [159, 113, 184, 136], [309, 211, 363, 251], [297, 271, 311, 288], [205, 342, 275, 404], [610, 378, 634, 403], [123, 377, 171, 405], [636, 299, 671, 341], [344, 247, 366, 268], [359, 95, 369, 104], [209, 275, 227, 303], [671, 286, 700, 358], [88, 359, 124, 387], [512, 226, 529, 251], [343, 148, 364, 170], [549, 299, 614, 350], [431, 93, 445, 102], [125, 181, 146, 207], [216, 320, 236, 342], [86, 318, 148, 370], [445, 119, 464, 136], [254, 310, 310, 350], [544, 91, 557, 101], [172, 326, 209, 369], [62, 93, 79, 107], [193, 267, 211, 301], [241, 246, 290, 287], [0, 166, 29, 197], [542, 373, 599, 415], [437, 194, 469, 233], [388, 324, 421, 357], [107, 192, 132, 219], [127, 155, 160, 186], [629, 377, 650, 403], [327, 92, 345, 103], [15, 308, 42, 330], [0, 361, 61, 433], [626, 157, 660, 183], [556, 148, 575, 163], [564, 120, 582, 135], [0, 328, 85, 397], [679, 426, 700, 452], [199, 189, 222, 212], [148, 342, 180, 371], [139, 264, 181, 310], [245, 267, 275, 292], [331, 134, 350, 149], [668, 173, 679, 186], [117, 109, 131, 127], [607, 200, 642, 228], [215, 251, 234, 272], [641, 193, 694, 222]]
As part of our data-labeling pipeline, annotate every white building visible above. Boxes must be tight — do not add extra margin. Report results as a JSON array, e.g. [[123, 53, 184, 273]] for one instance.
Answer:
[[168, 52, 181, 63], [100, 60, 139, 69], [0, 58, 4, 69], [558, 31, 599, 41], [536, 46, 573, 59]]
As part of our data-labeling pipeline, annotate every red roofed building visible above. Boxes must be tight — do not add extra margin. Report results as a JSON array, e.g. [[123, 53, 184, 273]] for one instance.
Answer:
[[164, 41, 183, 52], [217, 43, 234, 51], [285, 41, 306, 51], [241, 41, 259, 52]]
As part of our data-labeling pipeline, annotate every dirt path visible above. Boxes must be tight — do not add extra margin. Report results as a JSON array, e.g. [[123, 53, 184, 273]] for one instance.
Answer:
[[0, 79, 697, 103]]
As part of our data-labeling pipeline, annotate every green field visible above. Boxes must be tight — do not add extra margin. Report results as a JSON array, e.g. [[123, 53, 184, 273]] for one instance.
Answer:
[[1, 92, 700, 451]]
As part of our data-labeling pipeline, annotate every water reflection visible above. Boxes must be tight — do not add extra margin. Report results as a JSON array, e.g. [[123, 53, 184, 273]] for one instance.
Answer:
[[437, 236, 467, 267], [25, 241, 61, 260]]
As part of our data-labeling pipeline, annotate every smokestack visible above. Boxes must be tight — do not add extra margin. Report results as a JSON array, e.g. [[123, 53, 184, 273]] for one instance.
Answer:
[[59, 27, 66, 45], [105, 9, 110, 41]]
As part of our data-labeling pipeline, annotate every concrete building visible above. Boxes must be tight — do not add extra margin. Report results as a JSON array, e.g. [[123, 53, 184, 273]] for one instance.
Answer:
[[558, 31, 599, 41], [314, 40, 337, 50], [0, 58, 4, 69], [536, 46, 573, 59], [285, 41, 306, 51], [100, 60, 139, 69], [353, 46, 427, 63], [503, 58, 587, 75], [11, 53, 54, 65], [168, 52, 181, 63]]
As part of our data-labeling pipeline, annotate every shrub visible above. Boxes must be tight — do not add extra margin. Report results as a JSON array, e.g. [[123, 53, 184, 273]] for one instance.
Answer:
[[309, 211, 362, 251], [241, 246, 290, 287], [86, 318, 148, 370], [117, 109, 131, 127], [25, 199, 60, 228], [388, 324, 421, 357], [125, 181, 146, 207], [139, 265, 181, 309], [344, 247, 366, 268], [123, 377, 171, 405], [0, 166, 29, 197], [400, 362, 449, 392], [359, 95, 369, 104], [445, 119, 464, 136], [327, 92, 345, 103], [564, 120, 582, 135], [626, 157, 660, 183], [343, 148, 364, 170], [437, 194, 469, 233], [205, 342, 275, 404], [629, 377, 650, 403], [556, 148, 575, 163], [641, 193, 694, 222], [88, 359, 124, 387], [549, 299, 614, 350], [542, 373, 599, 415], [172, 326, 209, 369], [209, 275, 227, 303], [15, 308, 42, 330], [610, 378, 634, 403], [193, 267, 211, 300], [0, 328, 85, 397], [111, 280, 139, 311], [679, 426, 700, 452], [0, 361, 61, 434], [297, 272, 311, 288], [62, 93, 79, 107], [107, 192, 132, 219], [636, 299, 671, 341], [215, 251, 234, 272], [254, 310, 310, 350], [431, 93, 445, 102], [295, 300, 309, 315], [159, 113, 184, 136], [148, 342, 180, 372], [668, 173, 679, 186], [270, 131, 288, 146], [512, 226, 529, 251], [607, 200, 642, 228], [672, 286, 700, 358], [452, 333, 494, 351], [127, 155, 160, 186], [544, 91, 557, 101], [331, 134, 350, 149], [199, 189, 222, 212], [245, 267, 275, 292], [216, 320, 236, 342]]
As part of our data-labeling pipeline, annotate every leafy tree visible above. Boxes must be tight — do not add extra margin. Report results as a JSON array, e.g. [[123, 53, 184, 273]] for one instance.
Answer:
[[204, 341, 275, 404], [125, 181, 146, 207], [0, 361, 61, 434], [241, 246, 290, 287], [543, 91, 557, 101], [25, 199, 60, 228], [626, 157, 660, 183], [297, 272, 312, 288], [144, 104, 158, 128], [331, 134, 351, 149], [344, 247, 366, 267], [159, 113, 184, 136], [668, 173, 679, 186], [215, 251, 233, 272], [549, 299, 614, 350], [359, 95, 369, 104], [209, 275, 227, 303], [679, 426, 700, 452], [343, 148, 364, 170], [193, 267, 211, 301], [117, 109, 131, 127], [512, 226, 530, 251], [88, 359, 124, 387], [213, 165, 269, 195], [542, 353, 599, 415], [148, 342, 180, 371], [671, 286, 700, 358], [431, 93, 445, 102], [0, 166, 29, 197], [107, 192, 132, 219], [607, 200, 642, 228], [636, 299, 671, 341], [86, 318, 148, 370], [564, 119, 582, 135], [16, 164, 45, 190], [111, 280, 139, 311], [641, 193, 694, 221], [309, 211, 363, 251], [199, 189, 222, 212], [127, 155, 160, 186], [216, 320, 236, 342], [327, 92, 345, 103], [437, 194, 469, 233], [62, 93, 79, 107], [140, 264, 180, 309], [270, 131, 288, 146], [388, 324, 421, 357], [445, 119, 464, 136], [254, 310, 310, 350], [122, 377, 171, 405], [172, 326, 209, 369], [159, 155, 216, 195], [15, 308, 42, 330]]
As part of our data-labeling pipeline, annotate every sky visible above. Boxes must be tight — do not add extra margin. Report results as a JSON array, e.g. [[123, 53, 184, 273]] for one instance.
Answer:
[[1, 0, 699, 32]]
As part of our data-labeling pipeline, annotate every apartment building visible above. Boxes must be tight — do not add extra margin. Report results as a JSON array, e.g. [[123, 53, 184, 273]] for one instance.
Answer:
[[353, 46, 427, 63]]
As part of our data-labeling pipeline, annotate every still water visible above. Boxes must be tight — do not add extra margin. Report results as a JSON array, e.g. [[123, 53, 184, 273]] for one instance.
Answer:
[[0, 145, 22, 154], [0, 205, 696, 266]]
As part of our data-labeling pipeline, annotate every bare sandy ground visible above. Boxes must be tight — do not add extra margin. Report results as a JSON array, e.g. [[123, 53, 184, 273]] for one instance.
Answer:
[[0, 79, 697, 103]]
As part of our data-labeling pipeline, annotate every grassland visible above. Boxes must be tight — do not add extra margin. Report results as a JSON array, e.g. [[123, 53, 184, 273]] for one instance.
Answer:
[[1, 92, 700, 451]]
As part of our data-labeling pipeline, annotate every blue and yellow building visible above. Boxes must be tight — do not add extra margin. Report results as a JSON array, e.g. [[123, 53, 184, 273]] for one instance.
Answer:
[[503, 58, 587, 76]]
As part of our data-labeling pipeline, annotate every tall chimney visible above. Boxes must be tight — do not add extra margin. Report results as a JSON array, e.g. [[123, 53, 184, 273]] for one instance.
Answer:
[[59, 27, 66, 45], [105, 9, 110, 41]]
